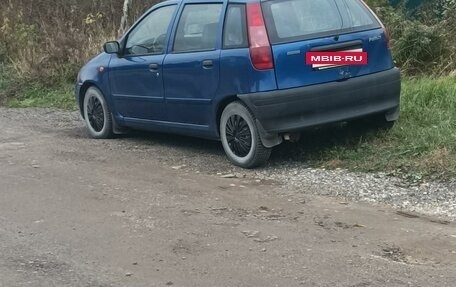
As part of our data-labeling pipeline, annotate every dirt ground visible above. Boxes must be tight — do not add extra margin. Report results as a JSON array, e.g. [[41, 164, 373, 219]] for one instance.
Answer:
[[0, 108, 455, 287]]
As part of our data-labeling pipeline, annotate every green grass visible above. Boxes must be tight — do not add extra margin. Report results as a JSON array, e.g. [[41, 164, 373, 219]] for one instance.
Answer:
[[0, 64, 76, 110], [0, 64, 13, 105], [6, 82, 76, 110], [274, 76, 456, 180]]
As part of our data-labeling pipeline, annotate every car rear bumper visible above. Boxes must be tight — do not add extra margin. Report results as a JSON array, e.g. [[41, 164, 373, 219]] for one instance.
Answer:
[[238, 67, 401, 133]]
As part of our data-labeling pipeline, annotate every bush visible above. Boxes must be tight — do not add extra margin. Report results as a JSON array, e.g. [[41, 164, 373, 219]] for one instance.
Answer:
[[0, 0, 159, 83], [374, 1, 455, 75], [0, 0, 455, 82], [392, 18, 447, 74]]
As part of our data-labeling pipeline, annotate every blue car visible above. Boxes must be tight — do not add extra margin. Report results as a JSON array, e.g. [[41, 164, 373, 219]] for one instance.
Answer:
[[76, 0, 401, 168]]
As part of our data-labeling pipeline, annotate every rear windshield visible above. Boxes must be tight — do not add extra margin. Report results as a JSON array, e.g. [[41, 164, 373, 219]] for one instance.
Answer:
[[262, 0, 380, 44]]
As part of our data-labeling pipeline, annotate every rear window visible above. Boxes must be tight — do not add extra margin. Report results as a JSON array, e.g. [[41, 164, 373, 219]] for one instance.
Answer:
[[262, 0, 380, 44]]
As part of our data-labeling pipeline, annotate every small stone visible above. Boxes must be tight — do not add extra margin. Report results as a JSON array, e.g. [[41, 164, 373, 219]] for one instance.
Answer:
[[132, 262, 138, 266], [242, 230, 260, 238], [171, 165, 186, 170], [166, 282, 174, 286], [125, 272, 133, 277], [221, 174, 236, 178], [254, 235, 279, 243], [259, 206, 269, 211]]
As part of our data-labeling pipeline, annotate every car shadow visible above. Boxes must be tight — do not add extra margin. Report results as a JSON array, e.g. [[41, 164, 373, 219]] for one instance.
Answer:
[[125, 129, 224, 156], [118, 121, 380, 166], [270, 122, 382, 166]]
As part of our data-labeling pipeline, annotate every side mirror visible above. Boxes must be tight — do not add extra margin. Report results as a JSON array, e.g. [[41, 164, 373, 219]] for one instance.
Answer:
[[103, 41, 120, 54]]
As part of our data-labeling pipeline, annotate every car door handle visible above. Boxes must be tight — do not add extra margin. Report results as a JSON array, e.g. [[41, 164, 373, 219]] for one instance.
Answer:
[[202, 60, 213, 69], [149, 63, 159, 71]]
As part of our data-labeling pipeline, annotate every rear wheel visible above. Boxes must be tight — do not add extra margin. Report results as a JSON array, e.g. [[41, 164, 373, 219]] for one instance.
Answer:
[[83, 87, 113, 139], [220, 102, 271, 168]]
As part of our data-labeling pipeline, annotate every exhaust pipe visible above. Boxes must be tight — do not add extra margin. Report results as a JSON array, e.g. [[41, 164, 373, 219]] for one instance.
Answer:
[[283, 133, 301, 143]]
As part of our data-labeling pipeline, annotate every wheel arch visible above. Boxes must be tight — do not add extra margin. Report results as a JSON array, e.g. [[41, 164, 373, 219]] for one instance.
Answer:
[[216, 96, 283, 148], [215, 95, 239, 137], [78, 82, 103, 119]]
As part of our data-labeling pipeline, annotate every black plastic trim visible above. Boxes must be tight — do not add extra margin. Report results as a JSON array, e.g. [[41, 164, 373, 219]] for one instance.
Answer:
[[238, 68, 401, 133]]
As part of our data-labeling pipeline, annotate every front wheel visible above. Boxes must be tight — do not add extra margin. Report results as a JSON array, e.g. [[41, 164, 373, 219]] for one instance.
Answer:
[[83, 87, 113, 139], [220, 102, 271, 168]]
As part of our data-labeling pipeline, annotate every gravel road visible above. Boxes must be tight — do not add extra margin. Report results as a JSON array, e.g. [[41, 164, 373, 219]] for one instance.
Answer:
[[5, 108, 453, 220], [0, 108, 455, 286]]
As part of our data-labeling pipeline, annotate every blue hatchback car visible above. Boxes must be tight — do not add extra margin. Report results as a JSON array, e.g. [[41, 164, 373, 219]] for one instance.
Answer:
[[76, 0, 401, 168]]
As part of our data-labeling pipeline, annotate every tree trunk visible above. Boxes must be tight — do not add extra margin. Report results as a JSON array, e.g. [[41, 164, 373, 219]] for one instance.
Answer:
[[118, 0, 132, 37]]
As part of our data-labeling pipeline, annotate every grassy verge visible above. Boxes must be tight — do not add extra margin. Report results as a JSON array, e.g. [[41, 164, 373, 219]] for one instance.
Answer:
[[1, 64, 455, 179], [277, 76, 456, 180], [6, 82, 76, 110], [0, 64, 14, 105], [0, 65, 76, 110]]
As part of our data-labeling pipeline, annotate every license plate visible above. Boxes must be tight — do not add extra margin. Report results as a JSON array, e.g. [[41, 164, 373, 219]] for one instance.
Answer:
[[306, 48, 368, 69]]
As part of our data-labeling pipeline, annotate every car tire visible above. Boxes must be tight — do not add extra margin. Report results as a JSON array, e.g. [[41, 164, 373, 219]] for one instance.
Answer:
[[83, 87, 114, 139], [220, 101, 271, 168]]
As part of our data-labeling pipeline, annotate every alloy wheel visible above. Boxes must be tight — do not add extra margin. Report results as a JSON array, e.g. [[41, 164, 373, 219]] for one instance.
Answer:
[[225, 115, 253, 157], [87, 96, 105, 132]]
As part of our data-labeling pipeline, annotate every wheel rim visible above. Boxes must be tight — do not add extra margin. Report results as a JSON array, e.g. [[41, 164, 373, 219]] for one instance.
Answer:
[[225, 115, 252, 157], [87, 96, 105, 133]]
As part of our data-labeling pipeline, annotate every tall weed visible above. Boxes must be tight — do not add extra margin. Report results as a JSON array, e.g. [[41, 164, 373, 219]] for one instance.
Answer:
[[0, 0, 159, 83], [0, 0, 455, 81]]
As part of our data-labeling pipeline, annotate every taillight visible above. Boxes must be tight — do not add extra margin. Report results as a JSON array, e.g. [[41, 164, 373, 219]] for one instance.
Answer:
[[383, 27, 391, 49], [246, 3, 274, 70]]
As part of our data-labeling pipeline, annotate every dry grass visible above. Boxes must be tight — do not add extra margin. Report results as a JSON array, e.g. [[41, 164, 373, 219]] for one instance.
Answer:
[[0, 0, 159, 82], [418, 148, 456, 174], [0, 0, 455, 81]]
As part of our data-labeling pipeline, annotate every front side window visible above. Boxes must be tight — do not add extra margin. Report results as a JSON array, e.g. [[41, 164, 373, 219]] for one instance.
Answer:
[[173, 4, 223, 53], [125, 5, 176, 55]]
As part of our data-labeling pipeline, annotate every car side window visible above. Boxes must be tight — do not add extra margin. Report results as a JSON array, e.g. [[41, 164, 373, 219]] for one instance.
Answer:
[[173, 4, 223, 53], [125, 5, 176, 56], [223, 4, 248, 49]]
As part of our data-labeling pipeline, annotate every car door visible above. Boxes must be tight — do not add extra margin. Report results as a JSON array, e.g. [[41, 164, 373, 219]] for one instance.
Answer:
[[162, 2, 224, 126], [109, 4, 177, 121]]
